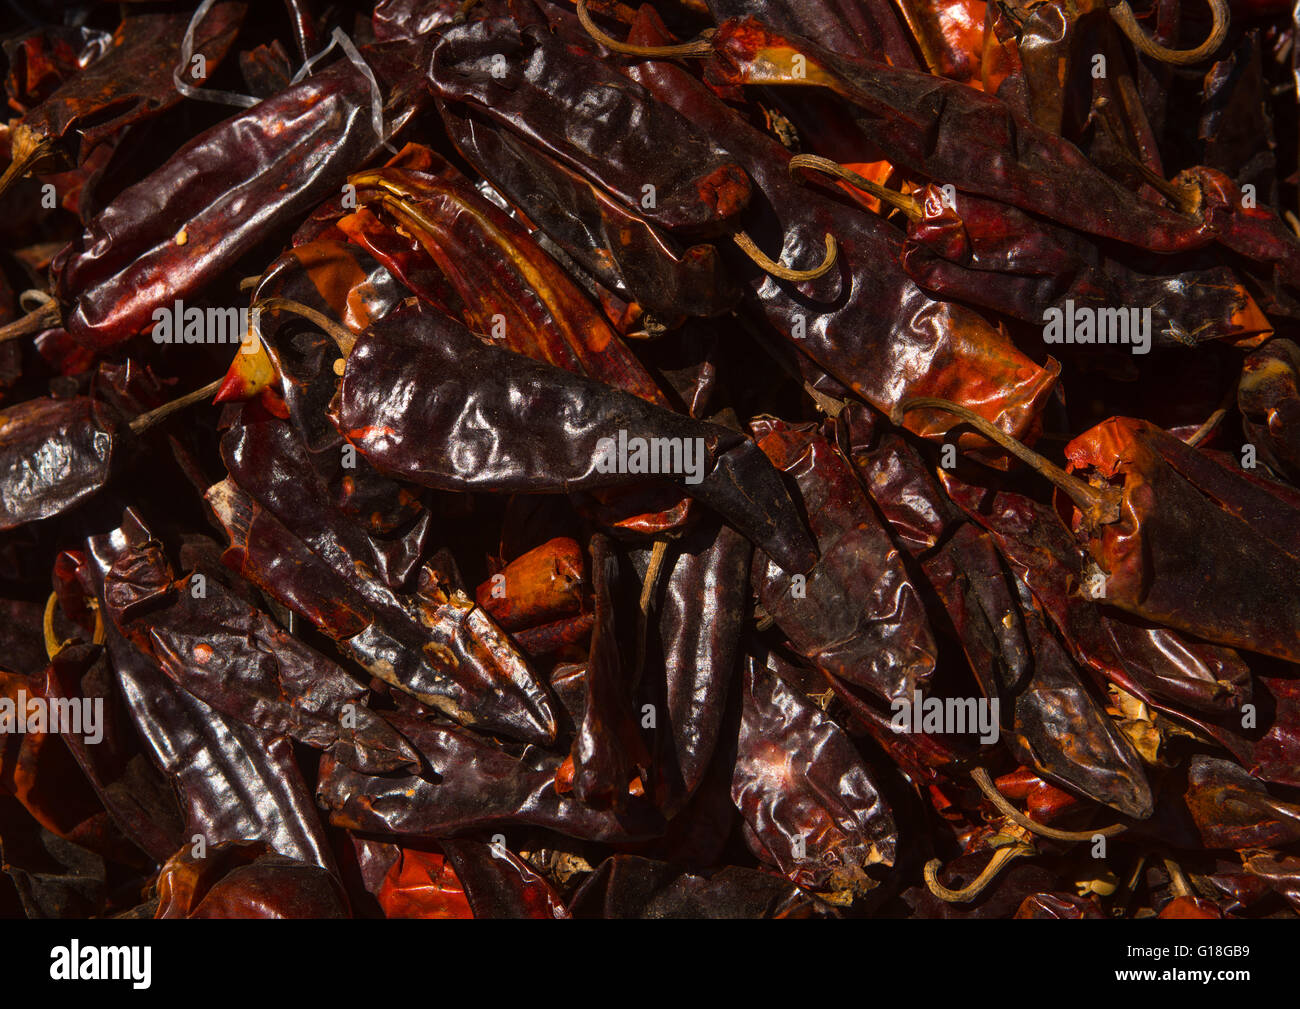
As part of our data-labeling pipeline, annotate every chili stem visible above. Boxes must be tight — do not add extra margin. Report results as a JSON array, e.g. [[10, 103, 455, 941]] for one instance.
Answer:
[[788, 154, 922, 221], [575, 0, 713, 57], [732, 230, 838, 282], [1110, 0, 1229, 66], [923, 844, 1035, 903], [0, 300, 61, 344], [972, 766, 1128, 841], [893, 396, 1121, 525], [130, 379, 223, 435]]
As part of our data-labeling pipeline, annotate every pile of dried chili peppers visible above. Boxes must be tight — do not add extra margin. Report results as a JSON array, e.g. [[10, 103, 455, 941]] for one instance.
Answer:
[[1, 0, 1299, 920]]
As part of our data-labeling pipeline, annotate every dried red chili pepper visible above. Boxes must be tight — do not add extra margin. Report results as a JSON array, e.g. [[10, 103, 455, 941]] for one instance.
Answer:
[[751, 417, 936, 702], [732, 652, 897, 896], [624, 8, 1060, 447], [428, 12, 751, 237], [211, 411, 558, 744], [333, 301, 816, 572], [154, 840, 348, 919], [85, 510, 338, 869], [692, 17, 1219, 253], [475, 536, 585, 630], [316, 709, 665, 842], [902, 398, 1300, 664], [36, 33, 432, 352]]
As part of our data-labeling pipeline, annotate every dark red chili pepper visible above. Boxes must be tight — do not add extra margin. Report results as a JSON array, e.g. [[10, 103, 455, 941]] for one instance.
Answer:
[[85, 511, 339, 869], [732, 651, 897, 896], [751, 417, 937, 702], [334, 301, 817, 573], [700, 18, 1217, 253], [625, 8, 1060, 447], [428, 12, 752, 237], [45, 34, 432, 351], [212, 410, 558, 744], [316, 708, 665, 842], [154, 840, 349, 919]]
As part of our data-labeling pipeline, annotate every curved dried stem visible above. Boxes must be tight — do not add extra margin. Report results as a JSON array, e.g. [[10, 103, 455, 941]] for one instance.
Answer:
[[575, 0, 714, 57], [788, 154, 922, 222], [972, 766, 1128, 841], [1109, 0, 1229, 66], [44, 593, 104, 660], [252, 296, 356, 357], [923, 844, 1035, 903], [129, 379, 223, 435], [892, 397, 1121, 527], [732, 230, 838, 282], [19, 288, 54, 314], [0, 300, 61, 344]]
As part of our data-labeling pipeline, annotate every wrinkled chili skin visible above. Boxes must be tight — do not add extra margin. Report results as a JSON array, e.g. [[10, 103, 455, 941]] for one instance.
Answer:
[[625, 9, 1060, 448], [427, 14, 751, 237], [438, 838, 570, 918], [900, 184, 1265, 346], [751, 418, 937, 703], [1240, 339, 1300, 481], [706, 19, 1213, 254], [113, 562, 419, 774], [154, 840, 349, 919], [569, 533, 647, 810], [732, 653, 897, 892], [0, 396, 119, 531], [52, 36, 431, 351], [16, 5, 246, 163], [569, 853, 822, 917], [939, 472, 1253, 716], [342, 160, 670, 403], [316, 710, 664, 843], [86, 512, 338, 871], [335, 302, 816, 573], [440, 104, 740, 321], [705, 0, 919, 68], [643, 517, 750, 812], [42, 643, 184, 863], [215, 412, 558, 745]]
